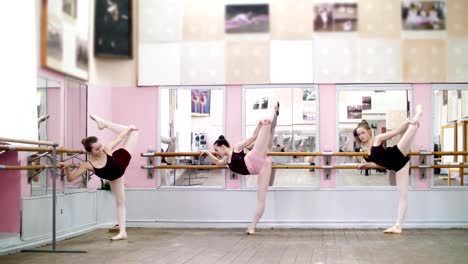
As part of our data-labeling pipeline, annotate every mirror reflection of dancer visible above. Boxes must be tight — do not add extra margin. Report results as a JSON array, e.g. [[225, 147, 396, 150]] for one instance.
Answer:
[[354, 105, 422, 234], [201, 101, 280, 235], [200, 91, 207, 114], [231, 11, 253, 24], [58, 115, 138, 241]]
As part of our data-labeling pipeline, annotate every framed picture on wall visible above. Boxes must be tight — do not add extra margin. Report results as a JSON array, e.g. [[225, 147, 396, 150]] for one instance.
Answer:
[[314, 3, 358, 32], [191, 89, 211, 117], [401, 1, 445, 30], [303, 89, 315, 101], [41, 0, 90, 80], [347, 105, 362, 119], [362, 96, 371, 110], [94, 0, 132, 58], [225, 4, 269, 34]]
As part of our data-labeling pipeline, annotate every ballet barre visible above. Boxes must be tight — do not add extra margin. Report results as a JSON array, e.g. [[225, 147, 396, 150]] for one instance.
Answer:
[[142, 151, 468, 157], [0, 136, 86, 254]]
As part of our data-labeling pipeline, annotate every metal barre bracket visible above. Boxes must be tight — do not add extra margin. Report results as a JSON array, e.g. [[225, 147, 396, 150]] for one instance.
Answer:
[[146, 150, 155, 179], [419, 149, 428, 179]]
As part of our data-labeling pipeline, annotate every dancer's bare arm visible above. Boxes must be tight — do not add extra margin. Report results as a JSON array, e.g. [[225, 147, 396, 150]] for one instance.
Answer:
[[357, 162, 383, 170], [234, 122, 262, 152], [57, 162, 90, 182], [374, 120, 414, 144], [105, 126, 135, 153], [200, 150, 227, 165]]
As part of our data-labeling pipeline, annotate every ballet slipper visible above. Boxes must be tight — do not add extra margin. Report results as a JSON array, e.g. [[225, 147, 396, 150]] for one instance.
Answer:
[[110, 232, 127, 241], [245, 226, 255, 235], [89, 114, 105, 130], [383, 225, 402, 234]]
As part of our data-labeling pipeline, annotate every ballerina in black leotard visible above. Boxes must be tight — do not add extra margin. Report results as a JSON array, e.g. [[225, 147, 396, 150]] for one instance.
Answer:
[[354, 104, 422, 234]]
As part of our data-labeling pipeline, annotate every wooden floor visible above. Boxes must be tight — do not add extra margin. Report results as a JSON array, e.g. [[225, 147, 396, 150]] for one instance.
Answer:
[[1, 228, 468, 263]]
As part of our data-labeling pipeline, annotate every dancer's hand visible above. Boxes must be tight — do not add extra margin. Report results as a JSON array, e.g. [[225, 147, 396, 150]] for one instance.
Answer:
[[409, 120, 419, 128], [259, 119, 271, 125], [128, 125, 139, 131], [357, 163, 366, 170], [200, 150, 209, 156], [57, 162, 71, 169]]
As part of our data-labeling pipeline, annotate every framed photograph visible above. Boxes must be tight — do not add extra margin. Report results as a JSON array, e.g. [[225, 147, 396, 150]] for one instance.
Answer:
[[402, 1, 445, 30], [314, 3, 358, 32], [347, 105, 362, 119], [225, 4, 269, 34], [191, 89, 211, 117], [253, 97, 268, 110], [303, 89, 316, 101], [362, 96, 371, 110], [94, 0, 132, 58], [63, 0, 77, 19], [41, 0, 90, 80]]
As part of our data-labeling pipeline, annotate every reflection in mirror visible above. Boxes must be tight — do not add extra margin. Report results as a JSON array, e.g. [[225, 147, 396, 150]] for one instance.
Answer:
[[159, 87, 225, 187], [31, 77, 62, 196], [244, 87, 318, 188], [432, 88, 468, 187], [63, 78, 88, 193], [337, 88, 411, 187]]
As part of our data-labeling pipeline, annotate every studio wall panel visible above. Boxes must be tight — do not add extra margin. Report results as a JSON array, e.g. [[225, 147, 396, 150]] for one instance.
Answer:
[[447, 38, 468, 82], [270, 41, 314, 83], [402, 40, 446, 82], [447, 0, 468, 38], [270, 0, 313, 40], [225, 41, 270, 84], [182, 0, 224, 41], [138, 43, 181, 86], [139, 0, 182, 42], [313, 37, 358, 83], [181, 42, 225, 85], [358, 39, 401, 82], [358, 0, 400, 38]]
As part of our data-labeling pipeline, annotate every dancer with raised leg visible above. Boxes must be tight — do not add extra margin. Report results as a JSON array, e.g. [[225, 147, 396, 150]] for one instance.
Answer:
[[201, 101, 279, 234], [354, 104, 422, 234], [58, 115, 138, 240]]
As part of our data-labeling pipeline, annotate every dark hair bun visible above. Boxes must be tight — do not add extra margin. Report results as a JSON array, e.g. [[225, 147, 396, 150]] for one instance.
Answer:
[[218, 135, 225, 140]]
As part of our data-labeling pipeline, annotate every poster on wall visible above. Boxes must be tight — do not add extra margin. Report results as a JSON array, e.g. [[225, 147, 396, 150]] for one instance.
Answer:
[[191, 89, 211, 117], [401, 1, 445, 30], [225, 4, 269, 34], [303, 89, 316, 101], [362, 96, 371, 110], [41, 0, 90, 80], [347, 105, 362, 119], [94, 0, 132, 58], [313, 3, 358, 32], [253, 98, 268, 110]]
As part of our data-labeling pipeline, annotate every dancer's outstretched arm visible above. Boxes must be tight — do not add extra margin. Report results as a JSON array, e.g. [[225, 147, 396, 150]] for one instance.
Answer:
[[234, 121, 263, 151], [358, 162, 383, 170], [374, 120, 417, 144], [200, 150, 227, 165], [104, 126, 136, 153], [57, 162, 90, 182]]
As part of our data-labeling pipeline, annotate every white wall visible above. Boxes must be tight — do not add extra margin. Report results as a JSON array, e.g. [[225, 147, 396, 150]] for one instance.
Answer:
[[0, 2, 38, 140]]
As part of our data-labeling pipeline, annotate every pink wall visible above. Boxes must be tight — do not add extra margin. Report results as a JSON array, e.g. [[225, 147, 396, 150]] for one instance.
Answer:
[[87, 85, 158, 188], [0, 151, 21, 233], [224, 86, 243, 189], [318, 84, 337, 189], [412, 84, 433, 190]]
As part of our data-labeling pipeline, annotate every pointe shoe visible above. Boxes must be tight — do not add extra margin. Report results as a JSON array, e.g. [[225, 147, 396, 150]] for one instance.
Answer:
[[416, 104, 422, 115], [383, 225, 402, 234], [110, 232, 127, 241], [89, 114, 105, 130], [275, 102, 280, 116]]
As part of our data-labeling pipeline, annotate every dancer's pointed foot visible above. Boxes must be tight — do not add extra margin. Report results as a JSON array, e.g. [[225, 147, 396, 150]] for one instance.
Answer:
[[245, 226, 255, 235], [89, 114, 105, 130], [383, 225, 402, 234], [110, 231, 127, 241], [275, 102, 280, 116], [38, 114, 50, 124], [415, 104, 422, 115]]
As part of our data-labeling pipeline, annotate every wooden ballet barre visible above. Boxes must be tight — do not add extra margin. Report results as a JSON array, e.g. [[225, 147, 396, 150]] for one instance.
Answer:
[[142, 165, 228, 170], [0, 145, 84, 154], [0, 164, 79, 170], [142, 151, 468, 158], [0, 137, 55, 146]]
